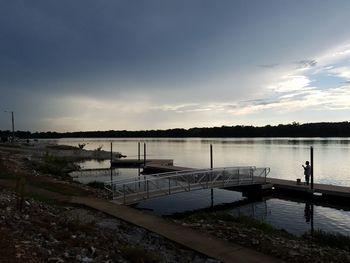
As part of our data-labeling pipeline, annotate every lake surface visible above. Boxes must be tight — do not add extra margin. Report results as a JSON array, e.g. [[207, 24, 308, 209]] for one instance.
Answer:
[[51, 137, 350, 186], [46, 137, 350, 236]]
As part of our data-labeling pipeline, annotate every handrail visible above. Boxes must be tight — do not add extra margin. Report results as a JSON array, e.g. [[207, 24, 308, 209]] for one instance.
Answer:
[[104, 166, 270, 204], [104, 166, 256, 187]]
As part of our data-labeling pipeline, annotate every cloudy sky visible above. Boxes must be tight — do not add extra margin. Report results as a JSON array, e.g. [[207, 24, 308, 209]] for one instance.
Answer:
[[1, 1, 350, 132]]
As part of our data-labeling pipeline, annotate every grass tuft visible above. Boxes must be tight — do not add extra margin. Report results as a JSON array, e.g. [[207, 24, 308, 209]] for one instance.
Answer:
[[303, 230, 350, 250]]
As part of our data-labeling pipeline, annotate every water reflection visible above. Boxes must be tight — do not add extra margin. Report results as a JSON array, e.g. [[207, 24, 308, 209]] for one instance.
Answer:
[[304, 203, 312, 223], [227, 198, 350, 236]]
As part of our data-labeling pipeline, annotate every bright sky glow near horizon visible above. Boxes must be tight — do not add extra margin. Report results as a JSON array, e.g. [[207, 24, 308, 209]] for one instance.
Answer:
[[2, 1, 350, 132]]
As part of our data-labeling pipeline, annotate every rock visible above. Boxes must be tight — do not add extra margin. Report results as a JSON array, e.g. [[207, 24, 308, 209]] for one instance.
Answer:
[[81, 256, 93, 262], [251, 238, 260, 245], [288, 250, 301, 257], [48, 258, 64, 263], [97, 219, 120, 230], [90, 246, 96, 256]]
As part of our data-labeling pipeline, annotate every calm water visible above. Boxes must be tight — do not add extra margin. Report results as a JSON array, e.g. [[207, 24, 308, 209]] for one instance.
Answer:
[[46, 137, 350, 236], [228, 198, 350, 236], [136, 191, 350, 236], [51, 137, 350, 186]]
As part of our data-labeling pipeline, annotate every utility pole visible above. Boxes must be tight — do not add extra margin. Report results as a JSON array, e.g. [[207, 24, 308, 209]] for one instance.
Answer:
[[11, 111, 14, 141], [210, 144, 214, 208]]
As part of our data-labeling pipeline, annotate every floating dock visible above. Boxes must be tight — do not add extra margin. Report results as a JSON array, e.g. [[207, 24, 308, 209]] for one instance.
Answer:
[[108, 160, 350, 206], [267, 178, 350, 203], [111, 159, 173, 168]]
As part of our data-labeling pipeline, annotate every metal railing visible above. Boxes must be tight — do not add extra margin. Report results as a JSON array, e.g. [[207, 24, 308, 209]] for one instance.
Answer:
[[70, 168, 119, 178], [104, 166, 270, 204]]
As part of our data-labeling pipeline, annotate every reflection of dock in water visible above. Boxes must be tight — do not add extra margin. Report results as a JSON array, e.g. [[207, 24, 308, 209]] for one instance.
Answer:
[[231, 199, 315, 235]]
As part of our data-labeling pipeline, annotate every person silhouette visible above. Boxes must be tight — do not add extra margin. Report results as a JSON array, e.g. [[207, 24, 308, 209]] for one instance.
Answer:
[[302, 161, 311, 185]]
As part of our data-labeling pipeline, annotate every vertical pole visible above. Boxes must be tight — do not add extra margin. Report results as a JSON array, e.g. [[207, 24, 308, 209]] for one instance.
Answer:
[[168, 178, 171, 194], [11, 111, 15, 142], [144, 143, 146, 167], [138, 142, 141, 175], [138, 142, 141, 188], [310, 146, 314, 190], [123, 184, 126, 204], [311, 203, 314, 235], [110, 142, 113, 192], [210, 144, 214, 208], [210, 144, 213, 169], [147, 180, 149, 198]]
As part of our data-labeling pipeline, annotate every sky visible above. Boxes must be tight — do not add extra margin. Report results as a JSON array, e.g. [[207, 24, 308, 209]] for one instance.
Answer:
[[2, 1, 350, 132]]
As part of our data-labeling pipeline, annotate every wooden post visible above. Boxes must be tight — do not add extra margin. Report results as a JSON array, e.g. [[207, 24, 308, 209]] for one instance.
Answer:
[[144, 143, 146, 167], [310, 146, 314, 190]]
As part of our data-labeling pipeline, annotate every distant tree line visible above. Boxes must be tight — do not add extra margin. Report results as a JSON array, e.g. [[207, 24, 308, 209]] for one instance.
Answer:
[[2, 122, 350, 139]]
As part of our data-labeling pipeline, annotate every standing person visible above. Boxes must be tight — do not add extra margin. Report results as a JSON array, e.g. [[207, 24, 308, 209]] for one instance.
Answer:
[[302, 161, 311, 185]]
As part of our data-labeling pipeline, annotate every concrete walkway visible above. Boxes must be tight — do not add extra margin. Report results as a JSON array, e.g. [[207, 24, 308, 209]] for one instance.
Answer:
[[70, 196, 284, 263]]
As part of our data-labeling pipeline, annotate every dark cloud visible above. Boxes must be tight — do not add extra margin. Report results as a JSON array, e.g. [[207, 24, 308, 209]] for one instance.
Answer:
[[258, 63, 279, 68], [0, 0, 245, 93], [295, 59, 317, 69], [1, 1, 350, 131], [241, 98, 282, 106]]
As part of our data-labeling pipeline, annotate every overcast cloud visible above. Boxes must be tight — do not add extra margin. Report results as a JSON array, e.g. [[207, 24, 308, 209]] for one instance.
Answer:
[[1, 0, 350, 131]]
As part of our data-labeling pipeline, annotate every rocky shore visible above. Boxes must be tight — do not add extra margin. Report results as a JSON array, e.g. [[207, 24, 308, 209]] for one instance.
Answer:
[[0, 142, 218, 262], [0, 188, 218, 263], [172, 212, 350, 262]]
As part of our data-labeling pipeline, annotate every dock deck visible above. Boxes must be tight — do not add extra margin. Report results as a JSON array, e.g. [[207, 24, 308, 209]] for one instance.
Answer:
[[111, 159, 173, 168], [267, 177, 350, 200]]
